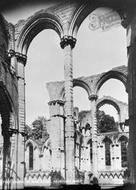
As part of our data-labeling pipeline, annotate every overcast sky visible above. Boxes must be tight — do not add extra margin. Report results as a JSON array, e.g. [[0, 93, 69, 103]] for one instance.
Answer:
[[3, 4, 128, 124]]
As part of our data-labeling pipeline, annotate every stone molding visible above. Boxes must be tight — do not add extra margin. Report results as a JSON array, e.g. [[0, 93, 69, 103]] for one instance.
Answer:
[[15, 52, 27, 65], [8, 50, 27, 65]]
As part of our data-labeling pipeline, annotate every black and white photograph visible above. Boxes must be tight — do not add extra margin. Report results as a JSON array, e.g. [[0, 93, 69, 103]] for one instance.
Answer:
[[0, 0, 135, 189]]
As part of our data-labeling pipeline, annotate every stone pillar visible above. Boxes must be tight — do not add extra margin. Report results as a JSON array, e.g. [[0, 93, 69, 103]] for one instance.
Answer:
[[89, 94, 98, 178], [15, 52, 26, 189], [1, 111, 11, 190], [48, 100, 65, 179], [125, 8, 136, 187], [60, 36, 76, 184]]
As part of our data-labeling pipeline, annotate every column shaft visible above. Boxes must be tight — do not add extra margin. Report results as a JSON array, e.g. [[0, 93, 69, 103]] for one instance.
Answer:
[[60, 35, 76, 184], [64, 44, 75, 184], [16, 53, 26, 189], [89, 95, 98, 178]]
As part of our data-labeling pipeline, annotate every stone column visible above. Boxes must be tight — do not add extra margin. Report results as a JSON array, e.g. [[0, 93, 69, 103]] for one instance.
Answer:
[[89, 94, 98, 178], [48, 100, 65, 179], [15, 52, 26, 189], [60, 36, 76, 184], [125, 8, 136, 187], [1, 111, 11, 190]]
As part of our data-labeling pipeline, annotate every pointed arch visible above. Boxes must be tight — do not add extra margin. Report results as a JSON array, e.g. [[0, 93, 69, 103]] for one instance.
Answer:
[[118, 135, 128, 168], [103, 137, 112, 166], [27, 142, 34, 170]]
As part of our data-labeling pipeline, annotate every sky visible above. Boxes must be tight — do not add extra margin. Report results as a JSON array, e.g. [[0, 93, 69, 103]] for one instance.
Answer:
[[3, 3, 128, 125]]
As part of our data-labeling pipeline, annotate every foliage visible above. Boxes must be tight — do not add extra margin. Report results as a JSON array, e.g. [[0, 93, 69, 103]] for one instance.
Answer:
[[78, 110, 90, 123], [49, 170, 64, 186], [97, 110, 118, 133], [25, 116, 49, 142]]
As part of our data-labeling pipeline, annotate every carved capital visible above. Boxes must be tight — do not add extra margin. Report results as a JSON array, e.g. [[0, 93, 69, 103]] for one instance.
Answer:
[[48, 100, 65, 106], [88, 94, 98, 101], [60, 35, 76, 49], [15, 52, 27, 66], [8, 49, 15, 58]]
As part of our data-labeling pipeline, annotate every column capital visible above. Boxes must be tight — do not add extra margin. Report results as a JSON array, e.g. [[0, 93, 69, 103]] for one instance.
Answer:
[[48, 100, 65, 106], [60, 35, 76, 49], [88, 94, 98, 101], [15, 52, 27, 66], [8, 49, 15, 58]]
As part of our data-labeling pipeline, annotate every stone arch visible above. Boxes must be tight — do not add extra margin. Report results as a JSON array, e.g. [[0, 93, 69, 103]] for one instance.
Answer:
[[102, 136, 112, 144], [73, 79, 91, 96], [118, 135, 128, 143], [95, 69, 127, 94], [97, 96, 121, 115], [69, 2, 122, 37], [17, 11, 63, 54], [25, 139, 39, 151]]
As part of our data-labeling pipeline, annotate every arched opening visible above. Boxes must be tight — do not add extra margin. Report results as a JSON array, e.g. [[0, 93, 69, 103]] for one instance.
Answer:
[[118, 136, 128, 168], [98, 79, 128, 103], [103, 137, 112, 166], [87, 139, 92, 164], [26, 29, 63, 125], [27, 142, 33, 170], [74, 8, 127, 78], [98, 79, 128, 132], [97, 103, 119, 133]]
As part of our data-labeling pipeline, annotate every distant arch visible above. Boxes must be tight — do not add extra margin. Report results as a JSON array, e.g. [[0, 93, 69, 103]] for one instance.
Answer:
[[97, 96, 121, 114], [95, 69, 127, 94]]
